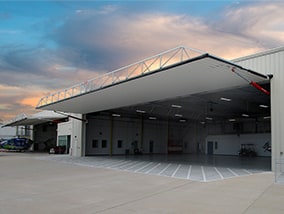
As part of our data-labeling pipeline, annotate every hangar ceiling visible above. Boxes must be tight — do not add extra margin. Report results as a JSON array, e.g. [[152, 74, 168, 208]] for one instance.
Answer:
[[97, 82, 270, 124]]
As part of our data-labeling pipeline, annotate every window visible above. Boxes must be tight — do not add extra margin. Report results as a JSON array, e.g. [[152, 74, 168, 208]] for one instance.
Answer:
[[117, 140, 123, 148], [102, 140, 107, 148], [92, 139, 98, 148], [58, 136, 67, 147]]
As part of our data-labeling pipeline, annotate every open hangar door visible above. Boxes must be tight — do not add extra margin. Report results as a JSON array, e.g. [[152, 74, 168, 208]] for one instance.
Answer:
[[85, 81, 271, 164], [36, 49, 271, 169]]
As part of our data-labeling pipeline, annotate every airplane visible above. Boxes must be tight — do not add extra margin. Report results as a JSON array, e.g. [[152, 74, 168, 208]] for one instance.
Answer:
[[0, 138, 33, 152]]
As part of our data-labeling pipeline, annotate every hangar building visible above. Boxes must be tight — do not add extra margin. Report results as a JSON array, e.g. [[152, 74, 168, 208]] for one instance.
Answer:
[[3, 111, 68, 152], [36, 46, 284, 171]]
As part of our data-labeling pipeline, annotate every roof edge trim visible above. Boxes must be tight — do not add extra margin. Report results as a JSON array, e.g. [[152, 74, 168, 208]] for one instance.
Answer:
[[208, 55, 269, 80], [233, 46, 284, 62]]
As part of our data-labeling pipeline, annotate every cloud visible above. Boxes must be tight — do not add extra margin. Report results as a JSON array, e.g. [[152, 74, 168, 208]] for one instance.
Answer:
[[217, 2, 284, 48], [52, 11, 205, 69], [1, 1, 284, 121], [50, 1, 284, 72], [0, 44, 101, 90], [3, 2, 283, 87], [0, 46, 103, 122], [0, 45, 49, 75], [0, 84, 42, 121]]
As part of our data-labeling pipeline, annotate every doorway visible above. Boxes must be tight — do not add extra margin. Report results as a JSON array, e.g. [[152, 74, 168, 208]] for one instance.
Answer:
[[207, 141, 213, 155], [149, 140, 154, 153]]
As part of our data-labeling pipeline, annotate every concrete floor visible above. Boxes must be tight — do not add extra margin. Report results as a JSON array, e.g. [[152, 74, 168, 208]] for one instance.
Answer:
[[1, 152, 283, 214], [39, 154, 271, 182]]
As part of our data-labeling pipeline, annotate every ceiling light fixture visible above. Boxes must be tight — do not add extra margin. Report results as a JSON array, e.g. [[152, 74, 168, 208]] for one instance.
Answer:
[[242, 114, 249, 117], [171, 104, 182, 108], [136, 110, 146, 113], [149, 117, 157, 120], [259, 104, 269, 108], [263, 116, 271, 119], [206, 117, 213, 120], [228, 118, 236, 122], [220, 97, 232, 102], [175, 114, 183, 117], [112, 114, 121, 117], [179, 119, 187, 123]]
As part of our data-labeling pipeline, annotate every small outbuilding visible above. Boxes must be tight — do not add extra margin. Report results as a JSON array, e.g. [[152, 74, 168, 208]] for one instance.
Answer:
[[3, 111, 68, 152]]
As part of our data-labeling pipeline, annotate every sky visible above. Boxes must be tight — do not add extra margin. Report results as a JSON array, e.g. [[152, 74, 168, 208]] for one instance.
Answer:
[[0, 0, 284, 122]]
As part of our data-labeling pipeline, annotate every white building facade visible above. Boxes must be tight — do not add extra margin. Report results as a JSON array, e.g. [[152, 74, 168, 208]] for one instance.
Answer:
[[233, 47, 284, 170]]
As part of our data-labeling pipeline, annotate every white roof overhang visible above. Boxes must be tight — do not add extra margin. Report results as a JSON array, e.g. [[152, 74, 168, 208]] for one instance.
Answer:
[[3, 111, 66, 127], [37, 54, 268, 114]]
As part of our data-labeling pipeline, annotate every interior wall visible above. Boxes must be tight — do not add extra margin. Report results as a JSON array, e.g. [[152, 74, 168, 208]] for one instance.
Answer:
[[206, 133, 271, 156], [85, 114, 271, 156], [182, 122, 207, 154], [85, 115, 215, 156], [206, 120, 271, 136], [205, 120, 271, 156], [86, 116, 169, 155], [137, 120, 168, 154], [86, 117, 111, 155]]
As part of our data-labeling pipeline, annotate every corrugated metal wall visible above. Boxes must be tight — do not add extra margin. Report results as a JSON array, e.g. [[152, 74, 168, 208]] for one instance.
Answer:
[[234, 47, 284, 171], [234, 48, 284, 76]]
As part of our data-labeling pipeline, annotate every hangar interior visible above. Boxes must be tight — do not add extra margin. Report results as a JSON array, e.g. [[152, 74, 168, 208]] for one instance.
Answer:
[[85, 82, 271, 158], [37, 46, 274, 171]]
